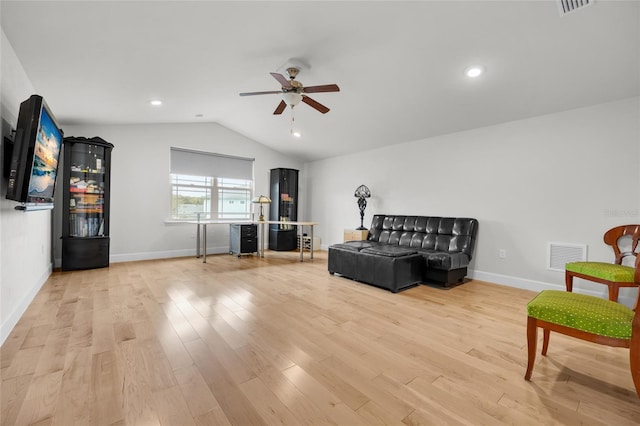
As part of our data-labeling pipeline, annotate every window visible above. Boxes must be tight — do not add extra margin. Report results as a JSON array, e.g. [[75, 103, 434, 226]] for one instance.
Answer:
[[170, 148, 254, 221], [217, 177, 252, 219]]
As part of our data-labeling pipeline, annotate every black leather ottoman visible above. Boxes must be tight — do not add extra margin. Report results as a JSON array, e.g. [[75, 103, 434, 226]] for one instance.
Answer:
[[329, 244, 423, 293], [328, 241, 374, 282]]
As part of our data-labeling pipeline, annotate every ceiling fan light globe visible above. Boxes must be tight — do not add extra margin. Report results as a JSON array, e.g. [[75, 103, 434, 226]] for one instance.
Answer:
[[282, 92, 303, 107]]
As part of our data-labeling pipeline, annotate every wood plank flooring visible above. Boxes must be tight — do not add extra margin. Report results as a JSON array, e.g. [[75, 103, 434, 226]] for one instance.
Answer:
[[2, 250, 639, 425]]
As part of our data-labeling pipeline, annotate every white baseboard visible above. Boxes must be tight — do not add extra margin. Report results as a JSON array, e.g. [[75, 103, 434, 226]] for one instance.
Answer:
[[468, 269, 564, 293], [109, 246, 229, 263], [468, 269, 637, 308], [55, 246, 230, 267], [1, 265, 51, 346]]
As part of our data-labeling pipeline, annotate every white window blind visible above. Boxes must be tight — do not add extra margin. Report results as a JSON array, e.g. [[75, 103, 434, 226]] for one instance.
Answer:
[[169, 148, 254, 220], [170, 147, 254, 180]]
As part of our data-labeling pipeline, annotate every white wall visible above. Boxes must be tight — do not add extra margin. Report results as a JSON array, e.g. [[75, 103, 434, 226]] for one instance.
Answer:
[[54, 123, 304, 264], [306, 97, 640, 306], [0, 30, 55, 344]]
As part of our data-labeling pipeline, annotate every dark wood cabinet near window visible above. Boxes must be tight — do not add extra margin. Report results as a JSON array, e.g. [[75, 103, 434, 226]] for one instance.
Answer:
[[61, 137, 114, 271], [269, 168, 298, 251]]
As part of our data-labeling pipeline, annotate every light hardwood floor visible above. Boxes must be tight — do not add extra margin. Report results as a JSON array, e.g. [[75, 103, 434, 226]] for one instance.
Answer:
[[2, 250, 639, 425]]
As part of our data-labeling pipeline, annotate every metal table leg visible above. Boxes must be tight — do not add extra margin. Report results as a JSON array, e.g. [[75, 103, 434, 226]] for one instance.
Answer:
[[196, 223, 201, 258], [202, 223, 207, 263], [260, 222, 265, 257], [310, 225, 314, 260], [299, 225, 304, 262]]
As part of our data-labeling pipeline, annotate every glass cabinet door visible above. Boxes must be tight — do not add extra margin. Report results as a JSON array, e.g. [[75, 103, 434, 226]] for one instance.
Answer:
[[269, 168, 299, 251], [67, 143, 108, 237], [277, 169, 297, 228]]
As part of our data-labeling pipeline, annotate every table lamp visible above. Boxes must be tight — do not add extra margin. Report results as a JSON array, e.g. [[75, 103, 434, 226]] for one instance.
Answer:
[[252, 195, 271, 221]]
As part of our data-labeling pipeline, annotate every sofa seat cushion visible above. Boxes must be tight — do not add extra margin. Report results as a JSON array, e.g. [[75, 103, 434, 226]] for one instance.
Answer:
[[330, 241, 376, 252], [361, 246, 417, 257], [417, 250, 470, 270]]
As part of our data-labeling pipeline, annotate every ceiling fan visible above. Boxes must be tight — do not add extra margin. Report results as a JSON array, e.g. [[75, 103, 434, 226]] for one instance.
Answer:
[[239, 67, 340, 115]]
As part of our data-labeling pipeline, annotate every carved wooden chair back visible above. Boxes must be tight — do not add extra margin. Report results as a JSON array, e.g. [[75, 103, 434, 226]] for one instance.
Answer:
[[603, 224, 640, 265]]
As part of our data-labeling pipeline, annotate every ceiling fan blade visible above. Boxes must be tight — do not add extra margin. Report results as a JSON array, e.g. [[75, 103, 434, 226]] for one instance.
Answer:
[[303, 84, 340, 94], [239, 90, 282, 96], [273, 100, 287, 115], [270, 72, 292, 89], [302, 96, 330, 114]]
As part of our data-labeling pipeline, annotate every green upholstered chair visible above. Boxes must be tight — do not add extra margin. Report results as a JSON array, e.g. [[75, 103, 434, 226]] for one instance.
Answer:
[[525, 255, 640, 398], [565, 225, 640, 302]]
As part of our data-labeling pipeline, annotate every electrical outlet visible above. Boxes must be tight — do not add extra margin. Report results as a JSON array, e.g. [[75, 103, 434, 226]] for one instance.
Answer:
[[499, 249, 506, 259]]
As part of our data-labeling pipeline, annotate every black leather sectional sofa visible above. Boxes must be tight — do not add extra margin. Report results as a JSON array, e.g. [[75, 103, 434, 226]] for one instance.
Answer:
[[328, 215, 478, 292]]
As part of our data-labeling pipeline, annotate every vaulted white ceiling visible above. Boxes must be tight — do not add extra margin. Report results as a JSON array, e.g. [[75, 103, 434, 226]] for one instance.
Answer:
[[2, 1, 638, 162]]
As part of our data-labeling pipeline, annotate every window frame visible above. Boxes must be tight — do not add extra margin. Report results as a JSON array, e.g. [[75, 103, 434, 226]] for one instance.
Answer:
[[170, 173, 253, 221]]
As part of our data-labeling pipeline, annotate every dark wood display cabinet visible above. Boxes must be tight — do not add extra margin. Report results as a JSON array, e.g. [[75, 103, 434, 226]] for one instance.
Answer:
[[269, 168, 299, 251], [61, 136, 114, 271]]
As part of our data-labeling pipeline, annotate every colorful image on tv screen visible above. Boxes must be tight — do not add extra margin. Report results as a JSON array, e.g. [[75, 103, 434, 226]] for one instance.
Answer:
[[28, 107, 62, 200]]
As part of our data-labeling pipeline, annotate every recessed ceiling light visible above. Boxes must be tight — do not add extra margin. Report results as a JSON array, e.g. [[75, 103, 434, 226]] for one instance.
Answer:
[[291, 130, 301, 138], [149, 100, 163, 106], [465, 66, 484, 78]]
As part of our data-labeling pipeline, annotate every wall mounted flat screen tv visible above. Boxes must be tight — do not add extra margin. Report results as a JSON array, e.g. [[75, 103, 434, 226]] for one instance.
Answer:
[[6, 95, 64, 207]]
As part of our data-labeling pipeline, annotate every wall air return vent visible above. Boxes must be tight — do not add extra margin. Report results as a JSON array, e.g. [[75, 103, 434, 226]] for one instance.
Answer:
[[547, 242, 587, 272], [557, 0, 594, 16]]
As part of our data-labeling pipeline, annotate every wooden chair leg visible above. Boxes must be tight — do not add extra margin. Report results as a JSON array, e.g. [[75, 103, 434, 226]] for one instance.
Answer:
[[631, 320, 640, 399], [609, 284, 620, 302], [525, 316, 537, 380], [565, 271, 574, 293], [631, 344, 640, 399], [542, 328, 550, 356]]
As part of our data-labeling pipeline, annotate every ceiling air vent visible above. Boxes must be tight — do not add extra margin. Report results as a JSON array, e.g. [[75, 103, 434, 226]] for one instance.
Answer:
[[557, 0, 594, 16], [547, 242, 587, 272]]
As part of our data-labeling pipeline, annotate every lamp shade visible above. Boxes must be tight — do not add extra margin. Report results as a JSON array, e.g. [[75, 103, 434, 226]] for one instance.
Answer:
[[252, 195, 271, 204], [252, 195, 271, 221], [354, 185, 371, 198]]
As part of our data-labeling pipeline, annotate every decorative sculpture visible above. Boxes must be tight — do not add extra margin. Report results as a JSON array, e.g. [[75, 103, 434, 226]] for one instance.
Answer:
[[354, 184, 371, 230]]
